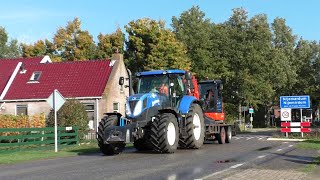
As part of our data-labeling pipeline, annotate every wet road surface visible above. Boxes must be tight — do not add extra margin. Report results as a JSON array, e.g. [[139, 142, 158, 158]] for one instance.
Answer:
[[0, 132, 318, 180]]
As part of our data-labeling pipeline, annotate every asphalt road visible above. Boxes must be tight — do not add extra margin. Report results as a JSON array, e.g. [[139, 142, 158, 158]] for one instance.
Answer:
[[0, 132, 317, 180]]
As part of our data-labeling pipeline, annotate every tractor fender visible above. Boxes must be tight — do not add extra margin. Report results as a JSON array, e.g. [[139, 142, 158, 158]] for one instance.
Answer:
[[178, 95, 199, 114]]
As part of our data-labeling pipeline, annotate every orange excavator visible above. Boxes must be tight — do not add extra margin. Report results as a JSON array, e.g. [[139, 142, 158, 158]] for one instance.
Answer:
[[186, 74, 234, 144]]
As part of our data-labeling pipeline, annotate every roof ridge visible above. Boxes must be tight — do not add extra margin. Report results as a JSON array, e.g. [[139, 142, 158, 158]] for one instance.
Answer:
[[51, 59, 111, 64], [0, 56, 44, 61], [23, 59, 111, 66]]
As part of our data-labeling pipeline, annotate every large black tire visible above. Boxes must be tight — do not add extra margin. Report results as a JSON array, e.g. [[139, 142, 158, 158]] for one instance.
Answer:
[[216, 126, 226, 144], [225, 126, 232, 143], [149, 113, 179, 153], [179, 104, 205, 149], [97, 115, 125, 155]]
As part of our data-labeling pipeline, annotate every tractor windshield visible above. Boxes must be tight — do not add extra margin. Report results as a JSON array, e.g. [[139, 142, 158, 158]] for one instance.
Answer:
[[137, 75, 169, 94]]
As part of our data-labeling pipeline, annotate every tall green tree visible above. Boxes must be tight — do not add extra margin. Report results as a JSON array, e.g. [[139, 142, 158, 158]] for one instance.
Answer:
[[172, 6, 218, 79], [53, 17, 96, 61], [271, 17, 297, 97], [0, 27, 20, 58], [293, 39, 320, 108], [125, 18, 191, 73]]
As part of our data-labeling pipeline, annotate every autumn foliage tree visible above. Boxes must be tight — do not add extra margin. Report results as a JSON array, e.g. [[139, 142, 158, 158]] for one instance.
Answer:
[[53, 17, 96, 61], [96, 27, 125, 59]]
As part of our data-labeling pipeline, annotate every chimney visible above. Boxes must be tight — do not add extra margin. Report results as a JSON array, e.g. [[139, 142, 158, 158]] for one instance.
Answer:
[[111, 53, 123, 62]]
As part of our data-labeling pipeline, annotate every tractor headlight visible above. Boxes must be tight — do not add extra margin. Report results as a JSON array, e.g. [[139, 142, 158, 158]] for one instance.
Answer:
[[125, 102, 131, 116], [133, 100, 143, 116]]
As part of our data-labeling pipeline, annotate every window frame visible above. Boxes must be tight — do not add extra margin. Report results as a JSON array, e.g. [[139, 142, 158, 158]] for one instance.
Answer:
[[29, 71, 42, 82], [16, 104, 28, 116]]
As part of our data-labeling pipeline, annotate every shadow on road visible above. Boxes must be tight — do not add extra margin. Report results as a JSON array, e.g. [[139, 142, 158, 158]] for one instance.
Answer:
[[272, 152, 317, 165]]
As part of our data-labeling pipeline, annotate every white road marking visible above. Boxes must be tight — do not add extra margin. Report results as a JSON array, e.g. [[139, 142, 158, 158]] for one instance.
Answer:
[[167, 174, 176, 180], [288, 145, 293, 147], [230, 163, 243, 169], [257, 155, 266, 159], [199, 164, 243, 179], [277, 149, 282, 152], [246, 137, 254, 140], [258, 138, 263, 140]]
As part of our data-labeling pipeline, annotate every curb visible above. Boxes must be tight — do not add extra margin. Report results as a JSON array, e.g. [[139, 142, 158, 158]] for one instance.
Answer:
[[267, 138, 307, 141]]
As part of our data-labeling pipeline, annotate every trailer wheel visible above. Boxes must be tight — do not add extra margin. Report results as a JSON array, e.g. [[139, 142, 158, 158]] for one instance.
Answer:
[[216, 126, 226, 144], [97, 115, 125, 155], [179, 103, 205, 149], [225, 126, 232, 143], [149, 113, 178, 153]]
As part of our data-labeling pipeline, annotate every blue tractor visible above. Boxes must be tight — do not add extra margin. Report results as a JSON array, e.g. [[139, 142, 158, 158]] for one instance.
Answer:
[[97, 69, 205, 155]]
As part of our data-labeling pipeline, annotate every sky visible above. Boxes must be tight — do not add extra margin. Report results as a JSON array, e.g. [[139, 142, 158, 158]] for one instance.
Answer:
[[1, 0, 320, 44]]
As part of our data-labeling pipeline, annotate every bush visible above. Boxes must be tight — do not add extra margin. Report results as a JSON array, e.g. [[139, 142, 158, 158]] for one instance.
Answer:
[[0, 114, 45, 128], [0, 114, 45, 139], [46, 99, 89, 139]]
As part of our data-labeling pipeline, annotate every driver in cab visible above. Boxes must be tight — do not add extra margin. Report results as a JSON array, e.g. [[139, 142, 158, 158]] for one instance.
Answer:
[[159, 82, 168, 95]]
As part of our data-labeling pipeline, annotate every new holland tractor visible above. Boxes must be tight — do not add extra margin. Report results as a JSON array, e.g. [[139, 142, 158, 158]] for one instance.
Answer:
[[97, 69, 233, 155]]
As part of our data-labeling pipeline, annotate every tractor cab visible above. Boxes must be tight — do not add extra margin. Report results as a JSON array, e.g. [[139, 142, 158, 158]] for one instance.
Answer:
[[198, 80, 224, 121], [136, 70, 186, 107], [126, 70, 187, 120]]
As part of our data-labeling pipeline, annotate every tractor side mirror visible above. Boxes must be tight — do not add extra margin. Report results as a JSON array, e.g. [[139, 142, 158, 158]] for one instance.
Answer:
[[219, 84, 223, 90], [119, 77, 124, 85], [185, 71, 192, 80]]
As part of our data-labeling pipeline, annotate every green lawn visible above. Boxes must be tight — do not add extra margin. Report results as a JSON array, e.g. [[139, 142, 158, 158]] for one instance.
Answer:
[[297, 140, 320, 172], [0, 143, 100, 165], [297, 140, 320, 149]]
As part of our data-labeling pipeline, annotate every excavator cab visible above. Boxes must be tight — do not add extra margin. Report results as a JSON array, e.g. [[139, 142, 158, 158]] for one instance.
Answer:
[[198, 80, 224, 121]]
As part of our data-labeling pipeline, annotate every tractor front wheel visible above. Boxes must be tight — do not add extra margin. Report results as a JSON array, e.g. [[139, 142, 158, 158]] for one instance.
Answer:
[[149, 113, 179, 153]]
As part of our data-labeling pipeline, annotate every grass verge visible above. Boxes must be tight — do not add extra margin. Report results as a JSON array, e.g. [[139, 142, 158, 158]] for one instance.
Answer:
[[0, 143, 99, 165], [297, 140, 320, 173], [297, 139, 320, 149], [0, 143, 134, 165]]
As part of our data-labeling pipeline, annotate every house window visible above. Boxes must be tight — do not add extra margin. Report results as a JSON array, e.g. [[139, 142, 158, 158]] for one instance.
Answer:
[[16, 105, 28, 116], [30, 71, 42, 81], [113, 102, 119, 112]]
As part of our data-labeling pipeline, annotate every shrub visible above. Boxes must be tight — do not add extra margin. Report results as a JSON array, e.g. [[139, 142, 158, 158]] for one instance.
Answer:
[[0, 114, 45, 128], [46, 99, 89, 139]]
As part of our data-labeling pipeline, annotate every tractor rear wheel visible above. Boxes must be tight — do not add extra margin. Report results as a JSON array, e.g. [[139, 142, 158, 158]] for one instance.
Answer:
[[179, 104, 205, 149], [97, 115, 125, 155], [149, 113, 178, 153]]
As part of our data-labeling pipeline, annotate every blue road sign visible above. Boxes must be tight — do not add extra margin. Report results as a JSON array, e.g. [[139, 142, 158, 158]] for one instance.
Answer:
[[280, 95, 310, 109]]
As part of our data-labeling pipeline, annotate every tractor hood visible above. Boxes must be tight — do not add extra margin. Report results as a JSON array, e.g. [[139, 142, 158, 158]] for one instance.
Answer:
[[125, 93, 161, 118]]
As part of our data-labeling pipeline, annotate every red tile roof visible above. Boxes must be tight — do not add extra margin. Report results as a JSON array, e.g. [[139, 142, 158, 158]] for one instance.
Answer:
[[4, 60, 113, 100], [0, 57, 43, 95]]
